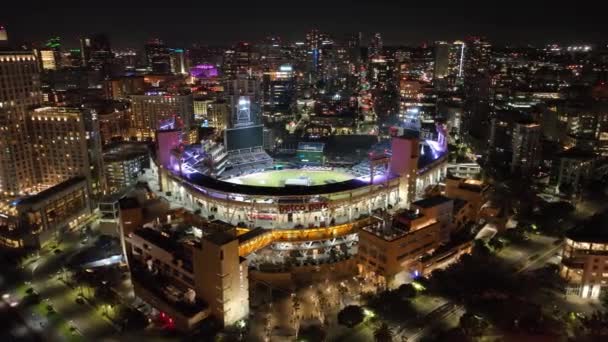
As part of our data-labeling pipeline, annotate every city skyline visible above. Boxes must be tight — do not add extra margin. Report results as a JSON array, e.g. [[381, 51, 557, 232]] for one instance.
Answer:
[[2, 2, 608, 48]]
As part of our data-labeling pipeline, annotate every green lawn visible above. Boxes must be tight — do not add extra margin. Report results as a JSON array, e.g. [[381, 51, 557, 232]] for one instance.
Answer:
[[227, 170, 354, 187]]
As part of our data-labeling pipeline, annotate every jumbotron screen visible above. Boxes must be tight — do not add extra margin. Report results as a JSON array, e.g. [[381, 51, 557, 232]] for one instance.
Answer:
[[224, 125, 264, 151]]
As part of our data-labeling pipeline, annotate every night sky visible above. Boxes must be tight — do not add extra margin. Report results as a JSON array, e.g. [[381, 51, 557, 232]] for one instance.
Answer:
[[2, 1, 606, 48]]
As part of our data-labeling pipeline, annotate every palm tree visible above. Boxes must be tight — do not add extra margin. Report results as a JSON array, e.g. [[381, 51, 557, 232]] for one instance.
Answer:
[[374, 322, 393, 342]]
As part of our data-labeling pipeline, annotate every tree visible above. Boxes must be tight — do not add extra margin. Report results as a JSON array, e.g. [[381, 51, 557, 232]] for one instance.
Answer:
[[581, 310, 608, 338], [472, 239, 491, 256], [374, 322, 393, 342], [459, 312, 488, 337], [488, 237, 505, 252], [600, 290, 608, 310], [397, 284, 417, 299], [337, 305, 365, 328], [299, 324, 327, 342]]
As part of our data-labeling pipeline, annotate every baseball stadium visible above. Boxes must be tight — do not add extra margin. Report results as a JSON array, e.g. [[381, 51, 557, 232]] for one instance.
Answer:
[[154, 126, 448, 268]]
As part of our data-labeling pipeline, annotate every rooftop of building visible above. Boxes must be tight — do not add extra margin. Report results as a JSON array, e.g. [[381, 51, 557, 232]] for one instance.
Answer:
[[204, 230, 237, 246], [412, 195, 453, 209], [237, 228, 270, 244], [130, 264, 207, 317], [119, 197, 141, 210], [103, 142, 150, 162], [447, 175, 488, 193], [566, 211, 608, 244], [132, 227, 185, 253], [557, 147, 598, 160], [361, 210, 436, 242], [16, 177, 87, 207]]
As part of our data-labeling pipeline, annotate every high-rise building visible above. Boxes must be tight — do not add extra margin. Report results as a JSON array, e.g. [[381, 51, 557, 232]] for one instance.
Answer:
[[130, 91, 194, 141], [38, 37, 62, 71], [28, 107, 91, 189], [38, 38, 62, 71], [145, 38, 171, 74], [262, 64, 296, 121], [305, 29, 334, 81], [511, 122, 541, 175], [80, 34, 113, 76], [0, 52, 42, 197], [103, 76, 145, 100], [169, 48, 186, 75], [433, 41, 465, 80], [369, 33, 383, 59], [222, 42, 257, 78], [463, 37, 492, 139]]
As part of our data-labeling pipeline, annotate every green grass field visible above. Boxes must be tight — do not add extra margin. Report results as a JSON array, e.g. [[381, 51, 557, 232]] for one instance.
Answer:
[[226, 169, 354, 187]]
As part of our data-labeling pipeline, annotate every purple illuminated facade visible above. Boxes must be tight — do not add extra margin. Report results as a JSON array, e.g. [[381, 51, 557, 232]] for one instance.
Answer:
[[190, 64, 219, 79]]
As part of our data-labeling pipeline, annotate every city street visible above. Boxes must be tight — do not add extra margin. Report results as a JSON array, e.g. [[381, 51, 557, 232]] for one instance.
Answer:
[[0, 230, 119, 341]]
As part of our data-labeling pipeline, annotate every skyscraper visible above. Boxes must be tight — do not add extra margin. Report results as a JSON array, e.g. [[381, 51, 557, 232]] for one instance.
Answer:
[[511, 122, 541, 175], [80, 33, 113, 76], [130, 91, 194, 141], [262, 64, 296, 122], [463, 37, 492, 139], [145, 38, 171, 74], [222, 42, 256, 78], [169, 48, 186, 75], [369, 33, 383, 59], [433, 41, 465, 80], [0, 52, 42, 196], [28, 107, 91, 188]]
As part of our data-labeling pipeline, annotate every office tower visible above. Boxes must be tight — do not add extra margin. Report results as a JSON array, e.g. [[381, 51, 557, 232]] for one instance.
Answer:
[[169, 48, 186, 75], [463, 37, 492, 139], [80, 33, 113, 77], [145, 38, 171, 74], [347, 32, 362, 62], [305, 29, 333, 80], [260, 36, 284, 71], [28, 107, 91, 189], [65, 49, 83, 67], [223, 75, 264, 151], [434, 41, 465, 80], [224, 75, 261, 126], [130, 91, 194, 141], [511, 122, 541, 175], [0, 52, 42, 197], [38, 37, 62, 70], [95, 101, 131, 144], [222, 42, 256, 78], [369, 32, 383, 59], [103, 76, 145, 100], [463, 37, 491, 77], [262, 64, 296, 122], [39, 49, 59, 70]]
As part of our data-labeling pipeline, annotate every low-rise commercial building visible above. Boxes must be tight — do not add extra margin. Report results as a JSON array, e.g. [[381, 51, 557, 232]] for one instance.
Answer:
[[445, 175, 489, 222], [0, 177, 92, 248], [123, 210, 249, 330], [357, 210, 441, 286], [560, 211, 608, 299]]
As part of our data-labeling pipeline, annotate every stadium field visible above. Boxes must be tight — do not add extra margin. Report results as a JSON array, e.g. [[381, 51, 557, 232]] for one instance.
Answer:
[[225, 169, 354, 187]]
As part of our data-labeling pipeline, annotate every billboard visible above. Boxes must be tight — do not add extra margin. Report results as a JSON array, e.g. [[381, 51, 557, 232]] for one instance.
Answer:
[[224, 125, 264, 151]]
